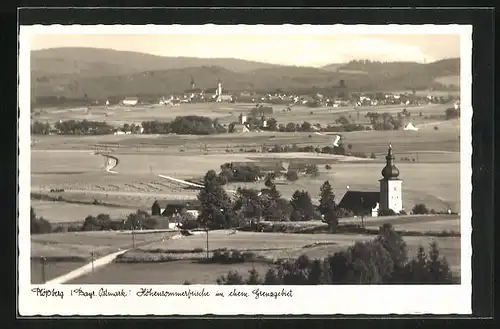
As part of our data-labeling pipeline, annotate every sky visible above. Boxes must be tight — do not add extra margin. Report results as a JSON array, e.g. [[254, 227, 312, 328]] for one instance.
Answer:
[[30, 33, 461, 67]]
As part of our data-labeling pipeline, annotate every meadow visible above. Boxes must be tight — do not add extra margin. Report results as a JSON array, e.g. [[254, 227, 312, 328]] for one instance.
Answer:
[[30, 230, 179, 283], [69, 261, 273, 284], [31, 199, 137, 223], [68, 229, 460, 284]]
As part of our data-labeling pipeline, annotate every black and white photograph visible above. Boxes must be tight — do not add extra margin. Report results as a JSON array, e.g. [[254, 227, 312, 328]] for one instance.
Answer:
[[19, 23, 472, 315]]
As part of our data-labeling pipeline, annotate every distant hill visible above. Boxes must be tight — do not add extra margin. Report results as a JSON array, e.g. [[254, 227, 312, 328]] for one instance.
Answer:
[[31, 47, 285, 76], [30, 48, 460, 100]]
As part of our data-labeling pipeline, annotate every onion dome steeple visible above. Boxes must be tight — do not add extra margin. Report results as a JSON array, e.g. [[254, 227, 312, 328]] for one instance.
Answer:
[[381, 143, 400, 180]]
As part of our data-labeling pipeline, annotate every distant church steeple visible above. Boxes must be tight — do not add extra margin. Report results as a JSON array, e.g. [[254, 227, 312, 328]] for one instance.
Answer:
[[216, 78, 223, 100], [379, 144, 403, 213], [190, 76, 196, 89]]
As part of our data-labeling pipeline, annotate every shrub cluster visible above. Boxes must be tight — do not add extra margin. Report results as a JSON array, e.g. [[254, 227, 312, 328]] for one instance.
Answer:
[[209, 249, 257, 264]]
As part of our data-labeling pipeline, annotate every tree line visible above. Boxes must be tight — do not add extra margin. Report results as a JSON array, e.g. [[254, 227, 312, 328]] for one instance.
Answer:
[[31, 116, 227, 136], [213, 224, 456, 285]]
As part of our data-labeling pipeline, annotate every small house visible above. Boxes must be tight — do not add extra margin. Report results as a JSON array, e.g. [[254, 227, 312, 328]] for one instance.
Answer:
[[151, 200, 201, 217], [122, 97, 139, 106]]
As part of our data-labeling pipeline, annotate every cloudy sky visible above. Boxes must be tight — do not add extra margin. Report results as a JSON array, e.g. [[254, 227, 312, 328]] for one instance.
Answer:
[[30, 33, 460, 67]]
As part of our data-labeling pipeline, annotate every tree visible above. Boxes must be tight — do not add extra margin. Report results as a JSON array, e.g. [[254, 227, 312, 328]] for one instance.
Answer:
[[318, 181, 338, 232], [267, 117, 278, 131], [264, 268, 281, 284], [375, 224, 408, 278], [289, 190, 315, 221], [301, 121, 312, 132], [412, 203, 429, 214], [198, 170, 234, 229], [426, 241, 453, 283], [285, 170, 299, 182], [31, 121, 51, 135], [233, 188, 263, 223], [216, 270, 244, 285], [246, 267, 263, 284], [285, 122, 296, 132], [346, 241, 394, 284], [30, 207, 52, 234], [264, 174, 274, 188]]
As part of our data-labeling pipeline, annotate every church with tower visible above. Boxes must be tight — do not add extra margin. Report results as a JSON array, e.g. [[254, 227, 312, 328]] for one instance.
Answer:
[[338, 144, 403, 216]]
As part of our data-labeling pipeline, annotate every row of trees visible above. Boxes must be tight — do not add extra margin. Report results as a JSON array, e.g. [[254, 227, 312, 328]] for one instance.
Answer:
[[32, 116, 228, 136], [215, 225, 455, 285], [31, 120, 115, 135]]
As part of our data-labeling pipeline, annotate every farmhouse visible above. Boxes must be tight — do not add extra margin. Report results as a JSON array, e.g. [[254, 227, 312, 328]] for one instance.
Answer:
[[151, 200, 201, 218], [122, 97, 139, 106], [232, 124, 250, 133], [338, 145, 403, 216]]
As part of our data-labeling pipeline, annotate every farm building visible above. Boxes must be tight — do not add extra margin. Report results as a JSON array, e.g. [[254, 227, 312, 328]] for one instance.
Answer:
[[404, 122, 419, 131], [231, 124, 250, 133], [151, 200, 201, 218], [122, 97, 139, 106], [338, 191, 380, 217], [338, 145, 403, 216]]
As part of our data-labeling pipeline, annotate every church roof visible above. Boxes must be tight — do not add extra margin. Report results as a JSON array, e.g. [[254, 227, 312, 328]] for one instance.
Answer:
[[381, 144, 400, 180], [338, 191, 380, 214]]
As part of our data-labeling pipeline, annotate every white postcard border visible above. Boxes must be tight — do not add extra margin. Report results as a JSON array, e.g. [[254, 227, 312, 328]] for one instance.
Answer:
[[18, 24, 473, 316]]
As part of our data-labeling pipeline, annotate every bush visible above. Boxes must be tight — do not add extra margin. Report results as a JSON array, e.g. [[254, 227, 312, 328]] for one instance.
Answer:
[[325, 164, 332, 170], [378, 208, 397, 216], [210, 249, 256, 264], [370, 152, 376, 159], [412, 203, 429, 215], [216, 270, 244, 285], [305, 164, 319, 177], [399, 209, 407, 215], [285, 170, 299, 182]]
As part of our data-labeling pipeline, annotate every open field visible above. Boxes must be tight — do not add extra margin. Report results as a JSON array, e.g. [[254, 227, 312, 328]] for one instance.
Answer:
[[31, 109, 460, 213], [364, 217, 460, 233], [262, 214, 460, 233], [69, 230, 460, 284], [69, 260, 273, 284], [34, 102, 455, 129], [31, 230, 178, 259], [31, 260, 86, 284], [31, 199, 137, 223], [31, 154, 459, 212], [30, 230, 180, 283]]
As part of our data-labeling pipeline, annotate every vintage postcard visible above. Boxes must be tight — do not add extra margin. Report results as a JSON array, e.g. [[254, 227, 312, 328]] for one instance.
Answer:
[[19, 24, 472, 315]]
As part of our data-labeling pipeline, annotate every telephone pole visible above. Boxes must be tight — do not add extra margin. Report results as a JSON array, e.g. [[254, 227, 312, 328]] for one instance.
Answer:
[[40, 257, 46, 284], [90, 250, 95, 274]]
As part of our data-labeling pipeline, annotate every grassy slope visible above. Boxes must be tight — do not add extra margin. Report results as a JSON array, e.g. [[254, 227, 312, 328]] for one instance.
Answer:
[[31, 48, 460, 99]]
